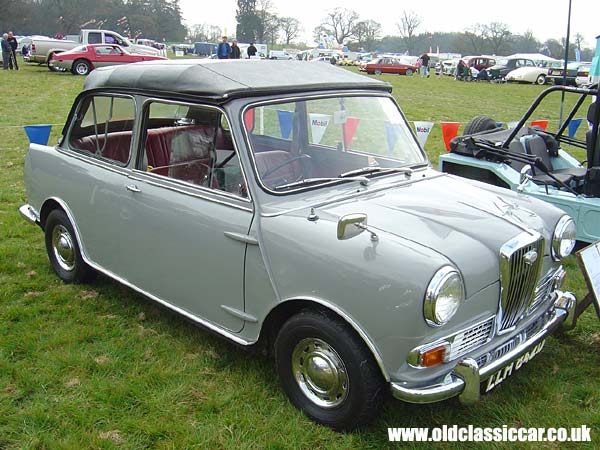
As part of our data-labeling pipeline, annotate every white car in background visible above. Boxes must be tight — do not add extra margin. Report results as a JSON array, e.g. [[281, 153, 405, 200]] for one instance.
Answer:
[[505, 65, 552, 85]]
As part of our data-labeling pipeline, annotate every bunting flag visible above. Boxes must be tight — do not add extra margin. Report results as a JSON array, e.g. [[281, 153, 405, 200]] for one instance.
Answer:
[[343, 117, 360, 147], [414, 121, 434, 148], [277, 110, 294, 139], [384, 122, 401, 154], [244, 109, 254, 132], [568, 118, 583, 138], [441, 122, 460, 151], [309, 113, 330, 144], [530, 120, 548, 130]]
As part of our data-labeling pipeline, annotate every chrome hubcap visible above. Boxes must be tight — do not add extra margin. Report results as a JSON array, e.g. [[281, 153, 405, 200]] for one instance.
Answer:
[[52, 225, 75, 271], [76, 64, 87, 75], [292, 338, 348, 408]]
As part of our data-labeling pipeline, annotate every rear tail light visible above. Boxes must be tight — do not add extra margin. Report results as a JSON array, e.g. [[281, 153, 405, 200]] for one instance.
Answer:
[[32, 43, 36, 52]]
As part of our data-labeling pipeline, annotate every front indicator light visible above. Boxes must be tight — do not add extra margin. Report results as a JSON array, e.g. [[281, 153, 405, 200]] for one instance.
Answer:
[[421, 345, 447, 367]]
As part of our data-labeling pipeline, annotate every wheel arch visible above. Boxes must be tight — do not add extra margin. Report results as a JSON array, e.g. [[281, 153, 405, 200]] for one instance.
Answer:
[[259, 297, 390, 381], [39, 197, 87, 255]]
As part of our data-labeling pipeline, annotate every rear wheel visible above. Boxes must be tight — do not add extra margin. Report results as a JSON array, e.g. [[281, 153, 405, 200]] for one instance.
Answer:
[[374, 69, 382, 75], [72, 59, 91, 76], [45, 210, 95, 283], [535, 74, 546, 85], [275, 309, 385, 430], [463, 115, 498, 135]]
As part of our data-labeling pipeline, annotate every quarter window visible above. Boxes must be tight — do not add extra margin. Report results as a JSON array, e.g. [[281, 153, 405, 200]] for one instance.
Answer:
[[141, 101, 247, 198], [68, 95, 135, 166]]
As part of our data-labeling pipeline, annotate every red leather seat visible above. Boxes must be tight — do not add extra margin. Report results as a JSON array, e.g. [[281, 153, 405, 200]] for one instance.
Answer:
[[71, 131, 132, 164]]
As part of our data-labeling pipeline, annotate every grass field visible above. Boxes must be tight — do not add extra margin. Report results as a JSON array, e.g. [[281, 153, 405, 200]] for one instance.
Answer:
[[1, 62, 599, 449]]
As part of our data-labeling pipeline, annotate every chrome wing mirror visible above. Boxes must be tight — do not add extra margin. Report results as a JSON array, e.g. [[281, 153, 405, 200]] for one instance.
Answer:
[[517, 165, 533, 193], [337, 213, 378, 241]]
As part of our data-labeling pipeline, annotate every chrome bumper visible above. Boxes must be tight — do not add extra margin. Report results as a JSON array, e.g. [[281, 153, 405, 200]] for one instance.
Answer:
[[391, 291, 577, 405], [19, 204, 40, 225]]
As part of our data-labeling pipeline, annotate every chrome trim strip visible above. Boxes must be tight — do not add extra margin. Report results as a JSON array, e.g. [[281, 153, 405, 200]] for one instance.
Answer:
[[127, 173, 254, 213], [39, 197, 253, 346], [390, 292, 575, 404], [19, 204, 40, 225], [224, 231, 259, 245], [221, 305, 259, 323]]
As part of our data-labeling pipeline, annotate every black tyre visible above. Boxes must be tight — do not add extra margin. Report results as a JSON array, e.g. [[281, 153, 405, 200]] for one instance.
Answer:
[[44, 209, 95, 283], [405, 69, 413, 76], [374, 69, 382, 75], [275, 309, 385, 430], [463, 115, 498, 135], [535, 74, 546, 85], [72, 59, 91, 76]]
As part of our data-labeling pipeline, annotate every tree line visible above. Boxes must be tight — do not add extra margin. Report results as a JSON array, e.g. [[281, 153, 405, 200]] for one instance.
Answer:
[[0, 0, 187, 41], [232, 3, 595, 59]]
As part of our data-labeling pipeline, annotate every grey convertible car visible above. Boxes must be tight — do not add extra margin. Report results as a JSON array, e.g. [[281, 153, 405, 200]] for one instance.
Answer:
[[20, 60, 596, 430]]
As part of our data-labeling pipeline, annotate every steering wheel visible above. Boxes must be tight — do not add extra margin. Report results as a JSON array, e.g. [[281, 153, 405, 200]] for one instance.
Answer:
[[260, 154, 312, 185]]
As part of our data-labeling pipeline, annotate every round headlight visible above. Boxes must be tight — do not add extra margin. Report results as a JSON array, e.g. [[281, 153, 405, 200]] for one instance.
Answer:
[[552, 216, 576, 260], [424, 266, 464, 327]]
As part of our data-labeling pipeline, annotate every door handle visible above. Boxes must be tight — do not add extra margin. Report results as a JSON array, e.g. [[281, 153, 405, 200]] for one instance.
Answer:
[[126, 184, 141, 193]]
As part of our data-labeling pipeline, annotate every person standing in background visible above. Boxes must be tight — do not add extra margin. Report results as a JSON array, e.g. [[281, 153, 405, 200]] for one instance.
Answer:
[[420, 53, 430, 78], [231, 40, 241, 59], [247, 42, 257, 58], [7, 31, 18, 70], [217, 36, 231, 59], [2, 33, 12, 70]]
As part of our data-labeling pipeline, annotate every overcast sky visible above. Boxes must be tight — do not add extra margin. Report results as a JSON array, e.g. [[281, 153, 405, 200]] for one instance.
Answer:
[[179, 0, 599, 51]]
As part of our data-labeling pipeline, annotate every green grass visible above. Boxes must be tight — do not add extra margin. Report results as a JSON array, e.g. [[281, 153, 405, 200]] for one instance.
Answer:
[[1, 63, 599, 449]]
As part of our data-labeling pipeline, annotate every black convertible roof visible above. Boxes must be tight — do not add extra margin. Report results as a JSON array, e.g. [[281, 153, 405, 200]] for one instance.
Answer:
[[83, 59, 392, 99]]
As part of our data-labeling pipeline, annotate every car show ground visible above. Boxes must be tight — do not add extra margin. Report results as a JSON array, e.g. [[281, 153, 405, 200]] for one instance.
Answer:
[[1, 62, 598, 448]]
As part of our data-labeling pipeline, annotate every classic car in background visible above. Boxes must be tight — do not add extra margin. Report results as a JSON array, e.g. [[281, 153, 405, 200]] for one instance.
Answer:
[[463, 55, 497, 71], [20, 60, 595, 430], [49, 43, 167, 75], [548, 62, 591, 86], [364, 56, 417, 75], [505, 62, 562, 85], [488, 57, 536, 80], [440, 84, 600, 244], [576, 63, 592, 86]]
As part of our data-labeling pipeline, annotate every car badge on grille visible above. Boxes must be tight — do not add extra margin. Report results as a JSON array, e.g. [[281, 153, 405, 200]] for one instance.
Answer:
[[523, 250, 538, 266]]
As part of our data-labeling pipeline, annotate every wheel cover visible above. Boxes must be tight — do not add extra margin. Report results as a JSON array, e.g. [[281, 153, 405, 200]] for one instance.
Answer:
[[52, 224, 75, 271], [292, 337, 349, 408], [75, 63, 88, 75]]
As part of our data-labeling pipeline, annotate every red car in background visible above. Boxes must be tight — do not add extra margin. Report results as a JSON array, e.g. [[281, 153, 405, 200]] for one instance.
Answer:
[[364, 57, 417, 75], [49, 44, 167, 76]]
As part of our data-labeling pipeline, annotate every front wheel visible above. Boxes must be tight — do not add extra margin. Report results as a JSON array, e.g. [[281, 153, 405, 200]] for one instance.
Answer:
[[374, 69, 382, 75], [405, 69, 413, 76], [45, 210, 95, 283], [72, 59, 91, 76], [275, 309, 385, 430], [535, 74, 546, 85]]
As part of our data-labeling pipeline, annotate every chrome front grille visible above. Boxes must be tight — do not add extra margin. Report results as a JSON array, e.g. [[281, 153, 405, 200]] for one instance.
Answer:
[[447, 316, 494, 360], [498, 232, 544, 333]]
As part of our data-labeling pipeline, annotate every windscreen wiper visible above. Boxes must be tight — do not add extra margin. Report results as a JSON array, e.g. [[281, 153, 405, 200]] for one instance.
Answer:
[[273, 176, 369, 191], [339, 166, 413, 178]]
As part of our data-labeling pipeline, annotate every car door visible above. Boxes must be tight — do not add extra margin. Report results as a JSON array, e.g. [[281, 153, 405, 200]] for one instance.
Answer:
[[93, 45, 123, 67], [121, 99, 253, 332]]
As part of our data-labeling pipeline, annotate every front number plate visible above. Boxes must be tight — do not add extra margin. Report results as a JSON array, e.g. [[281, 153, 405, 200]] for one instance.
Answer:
[[483, 339, 546, 393]]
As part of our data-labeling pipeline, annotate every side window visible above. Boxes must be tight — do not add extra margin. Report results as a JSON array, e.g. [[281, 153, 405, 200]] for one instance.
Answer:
[[87, 32, 102, 44], [68, 95, 135, 166], [142, 102, 247, 198]]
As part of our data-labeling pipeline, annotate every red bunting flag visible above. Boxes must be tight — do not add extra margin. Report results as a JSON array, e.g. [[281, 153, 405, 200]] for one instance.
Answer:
[[530, 120, 548, 130], [343, 117, 360, 147], [441, 122, 460, 151]]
